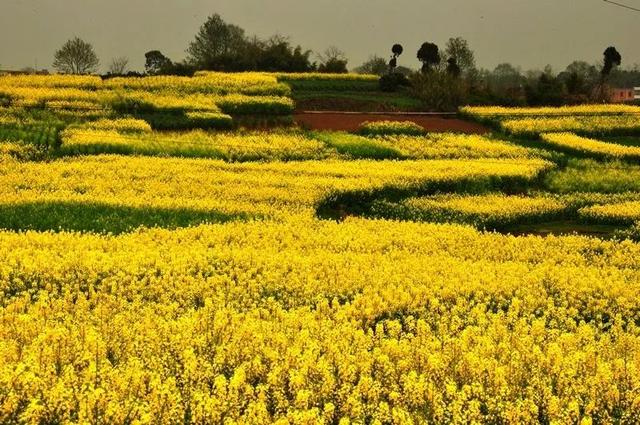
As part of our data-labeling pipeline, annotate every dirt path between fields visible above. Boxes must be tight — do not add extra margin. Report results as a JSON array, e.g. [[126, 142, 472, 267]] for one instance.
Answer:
[[295, 112, 490, 134]]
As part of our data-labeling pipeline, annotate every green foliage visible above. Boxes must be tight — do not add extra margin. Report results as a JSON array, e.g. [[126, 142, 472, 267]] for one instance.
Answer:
[[602, 46, 622, 77], [216, 96, 294, 115], [417, 42, 440, 73], [409, 71, 466, 111], [186, 14, 247, 70], [313, 132, 400, 159], [525, 67, 567, 106], [278, 75, 379, 92], [358, 121, 425, 137], [444, 37, 476, 76], [184, 14, 315, 73], [0, 201, 242, 234], [0, 121, 63, 148], [354, 56, 389, 76], [317, 47, 349, 74], [134, 112, 233, 130], [379, 73, 411, 92], [614, 221, 640, 242], [545, 159, 640, 193]]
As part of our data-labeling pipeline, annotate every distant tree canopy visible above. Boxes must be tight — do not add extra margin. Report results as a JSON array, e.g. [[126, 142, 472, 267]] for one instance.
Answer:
[[602, 46, 622, 78], [417, 42, 440, 73], [446, 57, 461, 78], [355, 56, 389, 76], [184, 14, 315, 73], [525, 66, 566, 106], [186, 14, 247, 70], [53, 37, 99, 74], [316, 46, 348, 73], [389, 44, 404, 71], [253, 36, 315, 72], [392, 44, 404, 57], [145, 50, 174, 75], [490, 63, 524, 88], [444, 37, 476, 76]]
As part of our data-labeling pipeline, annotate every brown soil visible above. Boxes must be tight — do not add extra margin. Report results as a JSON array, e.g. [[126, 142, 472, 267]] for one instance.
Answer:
[[295, 112, 490, 134]]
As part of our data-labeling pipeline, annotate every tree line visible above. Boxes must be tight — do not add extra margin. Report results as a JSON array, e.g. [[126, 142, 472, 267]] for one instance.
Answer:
[[51, 14, 348, 76], [358, 39, 632, 108], [47, 13, 639, 108]]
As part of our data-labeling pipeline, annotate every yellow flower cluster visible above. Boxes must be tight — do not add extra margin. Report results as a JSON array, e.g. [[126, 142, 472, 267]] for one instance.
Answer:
[[0, 87, 103, 107], [545, 158, 640, 193], [398, 193, 566, 227], [1, 219, 640, 423], [579, 200, 640, 224], [213, 93, 295, 115], [110, 90, 223, 112], [385, 133, 535, 159], [5, 74, 640, 423], [0, 78, 294, 115], [56, 125, 538, 162], [45, 100, 107, 111], [316, 132, 536, 160], [0, 73, 289, 95], [461, 104, 640, 118], [0, 155, 551, 219], [77, 118, 152, 133], [104, 73, 291, 96], [501, 116, 640, 136], [60, 129, 329, 161], [358, 121, 426, 136], [541, 132, 640, 160], [0, 74, 102, 89]]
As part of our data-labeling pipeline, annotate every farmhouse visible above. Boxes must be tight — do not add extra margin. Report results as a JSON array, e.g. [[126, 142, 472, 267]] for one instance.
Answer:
[[610, 86, 640, 103]]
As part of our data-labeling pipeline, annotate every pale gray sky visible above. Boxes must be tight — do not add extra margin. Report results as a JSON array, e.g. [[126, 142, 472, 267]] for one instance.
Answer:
[[0, 0, 638, 73]]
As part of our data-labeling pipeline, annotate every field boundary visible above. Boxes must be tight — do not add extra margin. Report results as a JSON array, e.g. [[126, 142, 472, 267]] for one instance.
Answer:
[[300, 111, 458, 116], [295, 112, 490, 133]]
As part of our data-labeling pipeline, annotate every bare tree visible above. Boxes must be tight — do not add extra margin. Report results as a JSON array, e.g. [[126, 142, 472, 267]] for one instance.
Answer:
[[53, 37, 99, 74], [108, 57, 129, 75], [317, 46, 348, 73], [317, 46, 346, 64]]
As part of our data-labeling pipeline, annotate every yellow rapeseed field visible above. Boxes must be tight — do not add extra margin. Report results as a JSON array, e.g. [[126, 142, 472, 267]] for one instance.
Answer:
[[393, 193, 566, 227], [4, 75, 640, 424], [1, 219, 640, 424], [500, 116, 640, 136], [0, 155, 552, 220], [541, 132, 640, 160], [461, 104, 640, 118]]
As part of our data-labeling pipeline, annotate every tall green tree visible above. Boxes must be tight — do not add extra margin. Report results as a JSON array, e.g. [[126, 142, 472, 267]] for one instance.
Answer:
[[602, 46, 622, 78], [144, 50, 173, 75], [186, 14, 247, 69], [444, 37, 476, 76], [355, 56, 388, 76], [417, 42, 440, 73], [317, 46, 348, 73], [53, 37, 99, 74]]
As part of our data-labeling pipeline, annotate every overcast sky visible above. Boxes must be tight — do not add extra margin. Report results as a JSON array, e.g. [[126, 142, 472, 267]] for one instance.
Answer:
[[0, 0, 638, 73]]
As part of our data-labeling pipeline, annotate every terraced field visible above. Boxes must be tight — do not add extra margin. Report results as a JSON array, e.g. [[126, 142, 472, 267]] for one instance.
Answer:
[[2, 75, 640, 424]]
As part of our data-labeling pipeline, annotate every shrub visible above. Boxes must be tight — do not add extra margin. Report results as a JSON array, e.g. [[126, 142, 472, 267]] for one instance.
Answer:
[[216, 95, 294, 115], [410, 71, 467, 111], [358, 121, 425, 136], [135, 112, 233, 130], [379, 73, 410, 92]]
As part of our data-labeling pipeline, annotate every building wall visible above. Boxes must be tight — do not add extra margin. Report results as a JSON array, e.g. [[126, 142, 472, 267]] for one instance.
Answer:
[[611, 88, 636, 103]]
